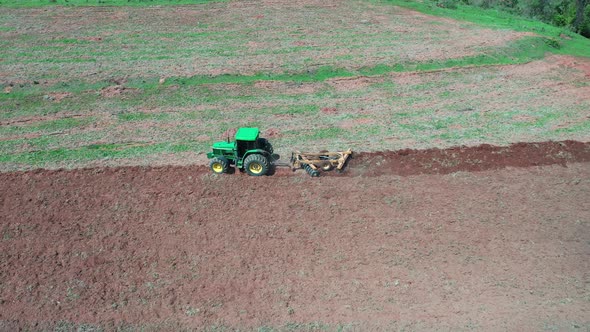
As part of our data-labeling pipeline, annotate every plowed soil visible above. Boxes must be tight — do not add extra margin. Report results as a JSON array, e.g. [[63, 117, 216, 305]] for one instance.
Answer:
[[1, 141, 590, 330]]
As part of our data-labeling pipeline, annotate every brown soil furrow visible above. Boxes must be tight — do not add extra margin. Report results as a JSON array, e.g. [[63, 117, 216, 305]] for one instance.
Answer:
[[342, 140, 590, 177], [0, 144, 588, 330], [1, 140, 588, 177]]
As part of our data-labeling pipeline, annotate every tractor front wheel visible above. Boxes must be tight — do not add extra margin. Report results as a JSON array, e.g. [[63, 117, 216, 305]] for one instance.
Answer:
[[244, 154, 269, 176], [209, 157, 229, 174]]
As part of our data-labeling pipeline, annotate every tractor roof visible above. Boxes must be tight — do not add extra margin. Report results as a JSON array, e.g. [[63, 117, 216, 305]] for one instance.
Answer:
[[235, 127, 259, 141]]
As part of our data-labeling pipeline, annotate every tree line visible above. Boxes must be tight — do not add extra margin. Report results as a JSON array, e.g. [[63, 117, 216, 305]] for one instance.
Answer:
[[437, 0, 590, 38]]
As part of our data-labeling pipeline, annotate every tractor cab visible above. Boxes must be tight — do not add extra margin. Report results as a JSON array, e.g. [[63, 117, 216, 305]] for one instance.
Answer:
[[234, 127, 260, 159]]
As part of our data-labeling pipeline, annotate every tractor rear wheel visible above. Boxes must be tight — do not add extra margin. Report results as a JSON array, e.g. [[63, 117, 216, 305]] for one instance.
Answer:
[[209, 157, 229, 174], [244, 154, 269, 176], [258, 138, 274, 154]]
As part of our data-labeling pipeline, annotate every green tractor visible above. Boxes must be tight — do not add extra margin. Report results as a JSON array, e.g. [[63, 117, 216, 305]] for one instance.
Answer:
[[207, 127, 275, 176]]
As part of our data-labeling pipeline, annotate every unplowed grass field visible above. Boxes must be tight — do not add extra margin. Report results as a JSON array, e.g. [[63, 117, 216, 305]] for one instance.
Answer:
[[1, 0, 589, 171]]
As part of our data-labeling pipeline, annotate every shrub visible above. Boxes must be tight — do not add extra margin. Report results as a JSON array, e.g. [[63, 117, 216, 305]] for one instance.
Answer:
[[437, 0, 459, 9], [430, 0, 590, 38]]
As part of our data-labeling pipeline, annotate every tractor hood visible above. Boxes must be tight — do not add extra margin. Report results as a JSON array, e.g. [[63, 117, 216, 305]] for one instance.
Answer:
[[212, 141, 236, 150]]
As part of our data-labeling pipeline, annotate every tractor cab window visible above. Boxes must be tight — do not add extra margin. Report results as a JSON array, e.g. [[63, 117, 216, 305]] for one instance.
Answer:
[[236, 140, 257, 158]]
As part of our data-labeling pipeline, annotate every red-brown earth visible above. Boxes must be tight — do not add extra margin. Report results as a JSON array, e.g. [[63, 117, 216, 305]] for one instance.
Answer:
[[1, 141, 589, 330]]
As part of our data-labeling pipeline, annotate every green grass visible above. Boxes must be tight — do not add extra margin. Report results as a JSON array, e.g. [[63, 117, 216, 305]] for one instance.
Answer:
[[0, 31, 553, 113], [359, 36, 555, 76], [0, 0, 225, 7], [553, 119, 590, 134], [165, 66, 357, 87], [117, 109, 220, 122], [0, 35, 559, 116], [301, 127, 346, 140], [0, 0, 589, 171], [264, 105, 319, 116], [0, 117, 96, 136], [0, 141, 208, 166], [399, 107, 577, 145]]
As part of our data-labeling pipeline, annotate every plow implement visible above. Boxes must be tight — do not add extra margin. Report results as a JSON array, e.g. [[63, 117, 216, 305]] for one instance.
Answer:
[[289, 149, 353, 177]]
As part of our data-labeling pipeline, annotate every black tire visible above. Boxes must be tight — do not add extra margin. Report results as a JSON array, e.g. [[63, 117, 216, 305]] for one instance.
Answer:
[[209, 157, 229, 174], [244, 154, 269, 176], [304, 164, 320, 177], [258, 138, 274, 154]]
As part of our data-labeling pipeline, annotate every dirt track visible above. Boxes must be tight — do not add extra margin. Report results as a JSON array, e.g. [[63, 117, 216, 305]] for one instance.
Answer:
[[1, 141, 590, 330]]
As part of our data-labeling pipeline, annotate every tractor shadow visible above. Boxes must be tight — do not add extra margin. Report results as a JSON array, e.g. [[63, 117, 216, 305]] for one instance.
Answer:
[[232, 165, 275, 176], [266, 154, 281, 176], [266, 164, 277, 176]]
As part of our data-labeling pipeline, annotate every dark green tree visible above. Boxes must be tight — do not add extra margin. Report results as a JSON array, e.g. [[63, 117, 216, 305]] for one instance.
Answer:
[[573, 0, 590, 36]]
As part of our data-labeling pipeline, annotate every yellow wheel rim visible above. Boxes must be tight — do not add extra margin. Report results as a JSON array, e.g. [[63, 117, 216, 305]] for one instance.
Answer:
[[249, 163, 263, 174], [212, 162, 223, 173]]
